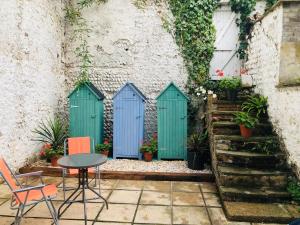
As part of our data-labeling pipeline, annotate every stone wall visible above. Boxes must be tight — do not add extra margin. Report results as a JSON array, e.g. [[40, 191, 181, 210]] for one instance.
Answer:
[[245, 0, 300, 174], [0, 0, 65, 170], [64, 0, 188, 137]]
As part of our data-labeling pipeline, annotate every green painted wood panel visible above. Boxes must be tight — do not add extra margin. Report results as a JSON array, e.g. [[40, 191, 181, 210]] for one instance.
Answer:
[[157, 83, 187, 160], [69, 85, 104, 149]]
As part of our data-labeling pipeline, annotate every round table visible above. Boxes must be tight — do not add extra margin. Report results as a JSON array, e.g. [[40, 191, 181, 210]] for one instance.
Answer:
[[57, 153, 107, 225]]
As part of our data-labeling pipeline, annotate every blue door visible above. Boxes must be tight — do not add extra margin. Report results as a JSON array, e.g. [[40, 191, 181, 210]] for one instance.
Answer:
[[113, 85, 144, 159]]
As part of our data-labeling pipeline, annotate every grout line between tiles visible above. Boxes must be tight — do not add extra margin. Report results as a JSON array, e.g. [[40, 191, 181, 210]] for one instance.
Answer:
[[199, 183, 214, 225], [131, 181, 144, 225]]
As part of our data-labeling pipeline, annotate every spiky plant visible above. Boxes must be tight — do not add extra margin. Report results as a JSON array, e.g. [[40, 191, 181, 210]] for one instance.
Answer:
[[33, 116, 67, 151]]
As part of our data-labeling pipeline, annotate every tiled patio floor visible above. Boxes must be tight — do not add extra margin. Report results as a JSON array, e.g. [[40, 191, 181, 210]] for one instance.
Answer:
[[0, 177, 284, 225]]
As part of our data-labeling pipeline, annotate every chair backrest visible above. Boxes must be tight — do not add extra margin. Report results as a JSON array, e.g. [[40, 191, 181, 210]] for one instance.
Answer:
[[66, 137, 92, 155], [0, 158, 18, 191]]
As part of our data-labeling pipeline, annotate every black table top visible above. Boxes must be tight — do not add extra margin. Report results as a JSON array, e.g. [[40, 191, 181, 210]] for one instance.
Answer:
[[58, 153, 107, 169]]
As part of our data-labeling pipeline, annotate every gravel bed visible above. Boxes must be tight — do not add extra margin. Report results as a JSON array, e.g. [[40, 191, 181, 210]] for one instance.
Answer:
[[99, 159, 211, 174], [31, 159, 211, 174]]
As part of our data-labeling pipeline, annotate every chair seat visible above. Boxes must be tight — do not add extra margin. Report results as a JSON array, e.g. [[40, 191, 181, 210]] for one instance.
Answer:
[[68, 168, 96, 175], [16, 184, 57, 204]]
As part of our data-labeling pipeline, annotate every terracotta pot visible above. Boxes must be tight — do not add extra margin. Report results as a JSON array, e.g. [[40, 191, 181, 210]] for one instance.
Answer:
[[239, 124, 253, 138], [51, 157, 59, 167], [144, 152, 153, 162], [101, 150, 109, 157]]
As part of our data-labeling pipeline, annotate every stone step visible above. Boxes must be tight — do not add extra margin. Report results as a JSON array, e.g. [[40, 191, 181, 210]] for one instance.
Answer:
[[223, 201, 300, 223], [216, 150, 286, 169], [219, 186, 291, 203], [210, 110, 269, 123], [213, 135, 280, 154], [213, 101, 242, 111], [217, 165, 288, 190], [212, 121, 273, 136]]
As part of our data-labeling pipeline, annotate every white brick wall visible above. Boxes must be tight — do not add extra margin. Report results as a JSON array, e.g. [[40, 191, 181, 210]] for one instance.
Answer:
[[0, 0, 65, 170], [245, 2, 300, 174]]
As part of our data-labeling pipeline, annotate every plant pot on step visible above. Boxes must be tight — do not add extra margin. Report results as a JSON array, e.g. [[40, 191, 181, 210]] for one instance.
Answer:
[[51, 156, 59, 167], [143, 152, 153, 162], [239, 124, 253, 138], [225, 89, 238, 101], [187, 151, 205, 170], [100, 150, 109, 157]]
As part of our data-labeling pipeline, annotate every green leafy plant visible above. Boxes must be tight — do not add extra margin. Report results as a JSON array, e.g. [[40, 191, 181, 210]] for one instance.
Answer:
[[234, 112, 258, 128], [95, 138, 112, 153], [219, 77, 241, 90], [169, 0, 219, 93], [229, 0, 256, 59], [266, 0, 278, 9], [33, 116, 67, 151], [250, 138, 279, 155], [188, 130, 208, 153], [287, 177, 300, 203], [242, 95, 268, 118], [140, 133, 158, 154]]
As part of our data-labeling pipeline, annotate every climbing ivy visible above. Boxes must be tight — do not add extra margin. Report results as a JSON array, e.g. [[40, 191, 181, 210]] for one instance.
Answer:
[[169, 0, 219, 94], [229, 0, 256, 60], [229, 0, 278, 60], [65, 0, 106, 87]]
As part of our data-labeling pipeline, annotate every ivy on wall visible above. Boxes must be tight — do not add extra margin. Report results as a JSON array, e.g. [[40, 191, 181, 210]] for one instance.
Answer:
[[65, 0, 106, 87], [229, 0, 278, 60], [169, 0, 219, 95]]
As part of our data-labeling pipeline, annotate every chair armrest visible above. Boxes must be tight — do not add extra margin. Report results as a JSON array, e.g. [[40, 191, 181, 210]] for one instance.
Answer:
[[15, 171, 43, 178], [13, 184, 46, 193]]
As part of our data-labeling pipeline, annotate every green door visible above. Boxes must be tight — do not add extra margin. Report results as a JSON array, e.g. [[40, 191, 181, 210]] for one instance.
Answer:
[[157, 98, 187, 160], [69, 87, 103, 148]]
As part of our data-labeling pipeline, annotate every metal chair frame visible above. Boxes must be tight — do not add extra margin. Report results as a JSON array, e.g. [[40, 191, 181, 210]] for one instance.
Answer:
[[0, 160, 59, 225], [62, 137, 101, 202]]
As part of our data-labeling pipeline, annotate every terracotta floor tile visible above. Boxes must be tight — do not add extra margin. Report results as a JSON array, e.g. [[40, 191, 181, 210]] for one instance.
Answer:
[[0, 184, 11, 199], [134, 205, 171, 224], [200, 182, 217, 193], [173, 192, 204, 206], [143, 181, 171, 192], [173, 206, 210, 225], [172, 181, 200, 192], [140, 191, 171, 205], [0, 201, 23, 216], [203, 192, 222, 207], [115, 180, 144, 190], [25, 201, 62, 219], [208, 207, 251, 225], [98, 204, 136, 222], [108, 190, 140, 204]]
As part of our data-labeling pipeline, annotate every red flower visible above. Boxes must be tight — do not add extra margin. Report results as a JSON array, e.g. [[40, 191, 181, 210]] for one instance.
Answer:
[[240, 68, 248, 76], [218, 71, 224, 77], [152, 132, 157, 139]]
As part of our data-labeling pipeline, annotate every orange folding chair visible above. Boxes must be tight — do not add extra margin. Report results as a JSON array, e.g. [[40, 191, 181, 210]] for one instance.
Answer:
[[0, 158, 58, 225], [62, 137, 101, 201]]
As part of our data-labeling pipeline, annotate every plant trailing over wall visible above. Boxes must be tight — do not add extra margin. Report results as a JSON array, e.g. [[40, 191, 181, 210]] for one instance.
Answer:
[[65, 0, 106, 87], [229, 0, 256, 60], [229, 0, 278, 60], [169, 0, 219, 94]]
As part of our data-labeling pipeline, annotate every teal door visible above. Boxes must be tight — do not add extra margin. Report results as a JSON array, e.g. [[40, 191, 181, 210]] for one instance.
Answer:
[[69, 86, 104, 148], [157, 99, 187, 159], [157, 83, 188, 160]]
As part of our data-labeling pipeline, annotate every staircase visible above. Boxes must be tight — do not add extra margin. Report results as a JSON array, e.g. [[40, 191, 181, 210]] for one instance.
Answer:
[[207, 94, 300, 223]]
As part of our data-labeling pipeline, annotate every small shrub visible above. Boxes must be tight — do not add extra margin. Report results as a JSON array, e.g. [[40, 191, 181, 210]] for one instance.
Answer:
[[287, 177, 300, 203], [250, 138, 279, 155], [95, 138, 112, 153], [234, 112, 258, 129], [242, 95, 268, 118], [140, 133, 158, 154], [219, 77, 241, 90], [188, 131, 208, 153]]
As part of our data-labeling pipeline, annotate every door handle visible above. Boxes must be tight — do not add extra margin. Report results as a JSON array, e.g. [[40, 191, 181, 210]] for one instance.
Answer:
[[136, 116, 141, 119], [71, 105, 79, 108], [91, 115, 96, 118], [180, 116, 186, 120]]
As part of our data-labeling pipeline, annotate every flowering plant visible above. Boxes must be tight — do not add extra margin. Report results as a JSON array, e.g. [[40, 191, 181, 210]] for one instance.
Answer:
[[140, 133, 158, 154], [95, 138, 112, 153]]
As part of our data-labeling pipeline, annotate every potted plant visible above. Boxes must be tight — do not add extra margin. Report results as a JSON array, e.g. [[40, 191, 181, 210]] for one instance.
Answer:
[[242, 95, 268, 120], [140, 133, 157, 162], [187, 131, 208, 170], [219, 77, 241, 101], [33, 116, 67, 166], [95, 138, 112, 157], [234, 112, 258, 138]]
